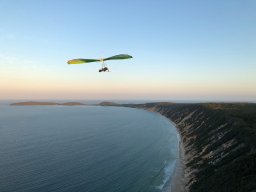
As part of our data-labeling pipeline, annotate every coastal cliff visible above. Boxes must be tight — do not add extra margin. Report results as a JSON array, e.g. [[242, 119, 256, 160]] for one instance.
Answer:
[[122, 103, 256, 192]]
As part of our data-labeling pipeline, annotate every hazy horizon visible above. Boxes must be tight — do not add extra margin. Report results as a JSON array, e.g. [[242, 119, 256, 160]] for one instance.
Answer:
[[1, 98, 256, 104]]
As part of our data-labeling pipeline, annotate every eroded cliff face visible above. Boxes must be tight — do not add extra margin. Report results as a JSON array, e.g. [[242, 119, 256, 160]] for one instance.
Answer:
[[125, 103, 256, 192]]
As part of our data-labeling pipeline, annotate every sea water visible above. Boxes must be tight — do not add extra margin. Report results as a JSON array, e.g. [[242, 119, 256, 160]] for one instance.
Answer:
[[0, 104, 179, 192]]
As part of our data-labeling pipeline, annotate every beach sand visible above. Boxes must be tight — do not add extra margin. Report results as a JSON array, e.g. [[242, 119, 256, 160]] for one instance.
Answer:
[[171, 140, 186, 192]]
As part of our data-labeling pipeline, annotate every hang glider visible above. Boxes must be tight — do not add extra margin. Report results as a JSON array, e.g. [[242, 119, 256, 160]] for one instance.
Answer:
[[67, 54, 133, 72]]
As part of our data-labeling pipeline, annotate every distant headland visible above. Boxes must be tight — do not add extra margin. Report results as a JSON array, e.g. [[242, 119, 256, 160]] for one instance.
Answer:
[[98, 101, 120, 106], [10, 101, 86, 106]]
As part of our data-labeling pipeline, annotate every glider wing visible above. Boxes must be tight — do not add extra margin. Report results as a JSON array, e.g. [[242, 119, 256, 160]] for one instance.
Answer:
[[67, 59, 100, 64], [103, 54, 133, 61]]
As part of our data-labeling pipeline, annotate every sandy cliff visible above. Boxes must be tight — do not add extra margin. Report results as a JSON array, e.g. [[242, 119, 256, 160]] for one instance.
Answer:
[[123, 103, 256, 192]]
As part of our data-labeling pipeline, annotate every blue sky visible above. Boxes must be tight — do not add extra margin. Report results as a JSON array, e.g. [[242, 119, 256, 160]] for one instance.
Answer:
[[0, 0, 255, 101]]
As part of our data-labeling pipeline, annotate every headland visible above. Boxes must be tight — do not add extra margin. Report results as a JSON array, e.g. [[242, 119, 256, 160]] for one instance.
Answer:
[[108, 102, 256, 192]]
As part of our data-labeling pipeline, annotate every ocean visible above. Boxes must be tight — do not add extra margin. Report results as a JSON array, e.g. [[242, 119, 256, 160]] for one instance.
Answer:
[[0, 104, 179, 192]]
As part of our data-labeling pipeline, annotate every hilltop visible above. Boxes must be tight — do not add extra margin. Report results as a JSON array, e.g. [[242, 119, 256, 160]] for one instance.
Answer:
[[98, 101, 121, 106]]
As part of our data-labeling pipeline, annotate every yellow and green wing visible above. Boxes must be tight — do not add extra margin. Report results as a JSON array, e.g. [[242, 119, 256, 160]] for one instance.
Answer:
[[67, 54, 132, 65], [67, 59, 100, 64]]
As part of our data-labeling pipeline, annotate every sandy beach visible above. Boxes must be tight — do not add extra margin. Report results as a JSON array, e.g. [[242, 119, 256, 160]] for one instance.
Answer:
[[171, 140, 186, 192], [147, 109, 187, 192]]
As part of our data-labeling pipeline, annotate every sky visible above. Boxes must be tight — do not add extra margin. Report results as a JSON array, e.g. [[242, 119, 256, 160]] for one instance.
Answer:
[[0, 0, 255, 101]]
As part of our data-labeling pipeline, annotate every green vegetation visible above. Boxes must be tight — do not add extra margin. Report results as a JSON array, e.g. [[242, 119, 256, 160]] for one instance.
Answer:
[[123, 102, 256, 192]]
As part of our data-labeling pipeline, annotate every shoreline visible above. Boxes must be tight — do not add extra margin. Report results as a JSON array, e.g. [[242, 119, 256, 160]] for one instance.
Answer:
[[170, 138, 186, 192], [4, 102, 256, 191], [145, 109, 186, 192], [167, 119, 186, 192], [132, 102, 256, 192]]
